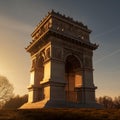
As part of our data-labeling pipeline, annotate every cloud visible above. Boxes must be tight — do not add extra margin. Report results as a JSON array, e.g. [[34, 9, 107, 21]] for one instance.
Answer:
[[0, 15, 33, 34], [94, 48, 120, 64], [92, 26, 120, 40]]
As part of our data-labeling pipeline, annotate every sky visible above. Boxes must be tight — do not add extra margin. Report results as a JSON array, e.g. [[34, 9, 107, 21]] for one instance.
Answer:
[[0, 0, 120, 98]]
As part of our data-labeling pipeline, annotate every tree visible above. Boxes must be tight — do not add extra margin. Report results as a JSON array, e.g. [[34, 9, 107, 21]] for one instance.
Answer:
[[97, 96, 114, 108], [0, 75, 14, 104], [2, 94, 28, 109], [114, 96, 120, 109]]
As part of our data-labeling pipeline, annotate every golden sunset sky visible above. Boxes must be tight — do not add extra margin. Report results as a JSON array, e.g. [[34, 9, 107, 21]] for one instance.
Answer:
[[0, 0, 120, 98]]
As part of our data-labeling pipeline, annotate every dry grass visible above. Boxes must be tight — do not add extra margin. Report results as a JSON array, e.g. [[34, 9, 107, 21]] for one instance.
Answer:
[[0, 108, 120, 120]]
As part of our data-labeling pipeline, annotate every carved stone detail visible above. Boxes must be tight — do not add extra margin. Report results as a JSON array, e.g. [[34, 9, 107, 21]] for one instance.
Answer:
[[45, 47, 51, 59], [31, 58, 36, 70], [52, 18, 89, 41], [24, 11, 100, 108], [32, 19, 52, 41], [83, 56, 92, 68], [52, 47, 63, 60], [35, 47, 51, 64]]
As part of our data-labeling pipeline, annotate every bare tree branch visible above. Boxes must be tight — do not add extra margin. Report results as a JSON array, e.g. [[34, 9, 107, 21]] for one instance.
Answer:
[[0, 75, 14, 103]]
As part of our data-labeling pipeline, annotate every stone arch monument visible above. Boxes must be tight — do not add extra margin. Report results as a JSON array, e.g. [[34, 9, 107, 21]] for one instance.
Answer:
[[21, 10, 101, 108]]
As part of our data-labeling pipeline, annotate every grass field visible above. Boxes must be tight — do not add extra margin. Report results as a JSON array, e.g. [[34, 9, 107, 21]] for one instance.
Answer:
[[0, 108, 120, 120]]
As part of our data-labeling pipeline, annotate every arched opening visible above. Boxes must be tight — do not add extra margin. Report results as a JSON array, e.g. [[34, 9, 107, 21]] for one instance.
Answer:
[[36, 55, 45, 101], [37, 56, 44, 82], [65, 55, 83, 102]]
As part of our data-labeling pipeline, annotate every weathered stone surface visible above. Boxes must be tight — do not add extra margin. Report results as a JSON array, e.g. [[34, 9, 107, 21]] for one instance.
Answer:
[[21, 10, 101, 109]]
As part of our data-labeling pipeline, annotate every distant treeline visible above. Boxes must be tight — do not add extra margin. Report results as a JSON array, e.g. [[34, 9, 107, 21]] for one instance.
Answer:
[[1, 94, 28, 109], [0, 95, 120, 109], [97, 96, 120, 109]]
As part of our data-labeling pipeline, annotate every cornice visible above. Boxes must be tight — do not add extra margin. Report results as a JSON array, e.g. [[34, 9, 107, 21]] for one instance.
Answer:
[[26, 10, 98, 52], [31, 10, 91, 37], [26, 28, 98, 53]]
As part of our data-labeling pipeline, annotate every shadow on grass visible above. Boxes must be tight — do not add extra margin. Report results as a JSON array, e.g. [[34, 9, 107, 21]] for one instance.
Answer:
[[0, 108, 120, 120]]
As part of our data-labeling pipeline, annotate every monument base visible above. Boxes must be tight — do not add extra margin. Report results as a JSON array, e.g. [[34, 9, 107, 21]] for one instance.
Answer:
[[20, 100, 103, 109]]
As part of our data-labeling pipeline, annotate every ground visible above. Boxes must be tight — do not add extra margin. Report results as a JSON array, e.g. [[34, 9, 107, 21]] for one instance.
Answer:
[[0, 108, 120, 120]]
